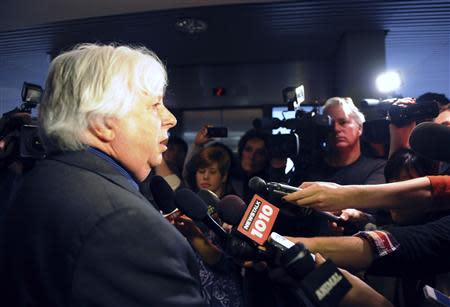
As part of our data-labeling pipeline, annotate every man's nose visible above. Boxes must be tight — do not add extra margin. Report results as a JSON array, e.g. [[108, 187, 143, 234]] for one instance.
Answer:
[[161, 105, 177, 128], [333, 122, 342, 132]]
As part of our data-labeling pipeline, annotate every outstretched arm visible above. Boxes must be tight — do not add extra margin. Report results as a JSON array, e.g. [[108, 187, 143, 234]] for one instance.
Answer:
[[283, 176, 432, 212]]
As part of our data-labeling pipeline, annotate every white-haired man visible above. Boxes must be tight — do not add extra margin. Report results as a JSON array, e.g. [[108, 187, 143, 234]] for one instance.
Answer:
[[292, 97, 387, 236], [0, 44, 207, 306], [298, 97, 386, 186]]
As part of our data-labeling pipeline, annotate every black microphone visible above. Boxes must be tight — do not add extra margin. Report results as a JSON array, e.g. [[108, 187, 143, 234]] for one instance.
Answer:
[[197, 188, 220, 216], [149, 175, 177, 216], [278, 243, 352, 307], [216, 194, 247, 226], [174, 188, 228, 239], [216, 194, 279, 261], [248, 176, 360, 234], [249, 176, 298, 195], [410, 122, 450, 162]]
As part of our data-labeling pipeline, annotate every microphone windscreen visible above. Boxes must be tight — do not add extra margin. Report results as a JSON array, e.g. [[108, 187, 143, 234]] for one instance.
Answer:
[[410, 122, 450, 162], [197, 189, 220, 207], [217, 195, 247, 226], [149, 175, 176, 214], [248, 176, 267, 193], [174, 188, 208, 221]]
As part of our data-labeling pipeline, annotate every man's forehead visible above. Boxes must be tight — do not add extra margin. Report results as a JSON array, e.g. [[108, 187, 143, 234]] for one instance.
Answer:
[[326, 104, 351, 119]]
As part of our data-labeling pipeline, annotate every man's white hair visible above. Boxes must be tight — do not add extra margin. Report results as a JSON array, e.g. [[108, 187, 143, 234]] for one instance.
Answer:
[[39, 43, 167, 151], [323, 97, 365, 126]]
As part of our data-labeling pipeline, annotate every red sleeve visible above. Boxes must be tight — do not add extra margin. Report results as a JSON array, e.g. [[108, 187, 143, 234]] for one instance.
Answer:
[[427, 176, 450, 207]]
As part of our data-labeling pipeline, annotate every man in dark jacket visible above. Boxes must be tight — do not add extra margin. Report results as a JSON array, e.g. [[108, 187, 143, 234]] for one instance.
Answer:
[[0, 44, 207, 307]]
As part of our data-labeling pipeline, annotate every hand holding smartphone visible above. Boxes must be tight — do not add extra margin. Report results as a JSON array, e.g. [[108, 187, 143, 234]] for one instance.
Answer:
[[206, 126, 228, 138]]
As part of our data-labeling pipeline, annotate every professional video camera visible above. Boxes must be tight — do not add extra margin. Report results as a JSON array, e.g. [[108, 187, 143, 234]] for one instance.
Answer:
[[0, 82, 46, 166], [361, 97, 440, 144], [252, 85, 333, 168]]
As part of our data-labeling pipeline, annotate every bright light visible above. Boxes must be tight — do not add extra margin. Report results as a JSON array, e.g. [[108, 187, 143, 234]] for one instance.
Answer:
[[376, 71, 402, 93]]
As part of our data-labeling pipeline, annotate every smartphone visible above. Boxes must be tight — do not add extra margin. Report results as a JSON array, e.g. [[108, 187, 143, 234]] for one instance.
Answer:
[[423, 285, 450, 306], [207, 126, 228, 138]]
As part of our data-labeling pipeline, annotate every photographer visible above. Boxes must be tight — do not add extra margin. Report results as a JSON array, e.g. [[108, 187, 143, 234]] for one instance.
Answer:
[[295, 97, 386, 186]]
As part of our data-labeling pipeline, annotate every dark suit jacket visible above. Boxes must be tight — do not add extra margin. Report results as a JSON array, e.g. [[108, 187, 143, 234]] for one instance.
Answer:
[[0, 150, 207, 307]]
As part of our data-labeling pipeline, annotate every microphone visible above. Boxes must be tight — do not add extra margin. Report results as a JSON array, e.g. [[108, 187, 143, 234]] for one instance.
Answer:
[[248, 176, 360, 234], [174, 188, 228, 239], [410, 122, 450, 162], [249, 176, 298, 195], [197, 188, 220, 216], [149, 175, 178, 217], [216, 194, 247, 226], [277, 243, 352, 307], [215, 193, 353, 305]]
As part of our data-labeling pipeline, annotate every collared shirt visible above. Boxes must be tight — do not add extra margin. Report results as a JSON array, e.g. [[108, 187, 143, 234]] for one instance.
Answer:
[[355, 230, 400, 258], [88, 147, 140, 191]]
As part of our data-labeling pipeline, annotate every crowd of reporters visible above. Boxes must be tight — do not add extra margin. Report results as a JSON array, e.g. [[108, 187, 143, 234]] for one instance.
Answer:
[[0, 43, 449, 307]]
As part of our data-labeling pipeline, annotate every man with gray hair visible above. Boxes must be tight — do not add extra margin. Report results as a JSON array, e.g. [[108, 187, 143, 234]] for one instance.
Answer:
[[0, 44, 207, 306], [296, 97, 385, 186], [293, 97, 386, 235]]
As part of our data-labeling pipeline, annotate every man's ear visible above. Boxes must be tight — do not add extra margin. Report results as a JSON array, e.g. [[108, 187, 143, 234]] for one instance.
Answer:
[[358, 124, 363, 137], [88, 115, 117, 142]]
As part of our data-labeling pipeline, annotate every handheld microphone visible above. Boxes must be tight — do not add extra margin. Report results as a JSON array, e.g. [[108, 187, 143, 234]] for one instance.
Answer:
[[149, 175, 179, 217], [174, 188, 228, 239], [410, 122, 450, 162], [197, 188, 220, 216], [249, 176, 298, 195], [216, 194, 352, 305], [278, 243, 352, 307], [248, 176, 360, 234], [216, 194, 247, 226]]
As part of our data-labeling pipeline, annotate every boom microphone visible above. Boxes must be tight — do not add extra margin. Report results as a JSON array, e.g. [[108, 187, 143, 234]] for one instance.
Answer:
[[410, 122, 450, 162], [174, 188, 228, 239]]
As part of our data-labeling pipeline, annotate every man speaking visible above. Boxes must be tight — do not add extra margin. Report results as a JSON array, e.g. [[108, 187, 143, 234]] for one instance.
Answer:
[[0, 44, 207, 306]]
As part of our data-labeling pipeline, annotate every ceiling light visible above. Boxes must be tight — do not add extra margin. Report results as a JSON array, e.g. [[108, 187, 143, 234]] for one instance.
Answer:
[[376, 71, 402, 93], [175, 18, 208, 34]]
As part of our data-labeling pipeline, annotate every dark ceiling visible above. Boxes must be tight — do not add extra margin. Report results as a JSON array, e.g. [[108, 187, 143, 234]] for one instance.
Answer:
[[0, 0, 449, 114], [1, 0, 449, 66]]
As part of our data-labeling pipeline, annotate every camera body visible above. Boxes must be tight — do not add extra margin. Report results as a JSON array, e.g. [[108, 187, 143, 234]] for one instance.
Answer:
[[253, 85, 332, 169], [0, 82, 46, 166]]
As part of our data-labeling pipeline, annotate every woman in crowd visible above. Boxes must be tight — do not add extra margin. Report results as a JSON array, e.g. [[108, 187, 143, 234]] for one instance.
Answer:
[[185, 143, 234, 198]]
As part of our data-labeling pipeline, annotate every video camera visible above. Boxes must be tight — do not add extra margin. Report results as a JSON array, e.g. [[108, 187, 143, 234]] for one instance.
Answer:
[[0, 82, 46, 166], [252, 85, 332, 168], [361, 97, 440, 144]]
